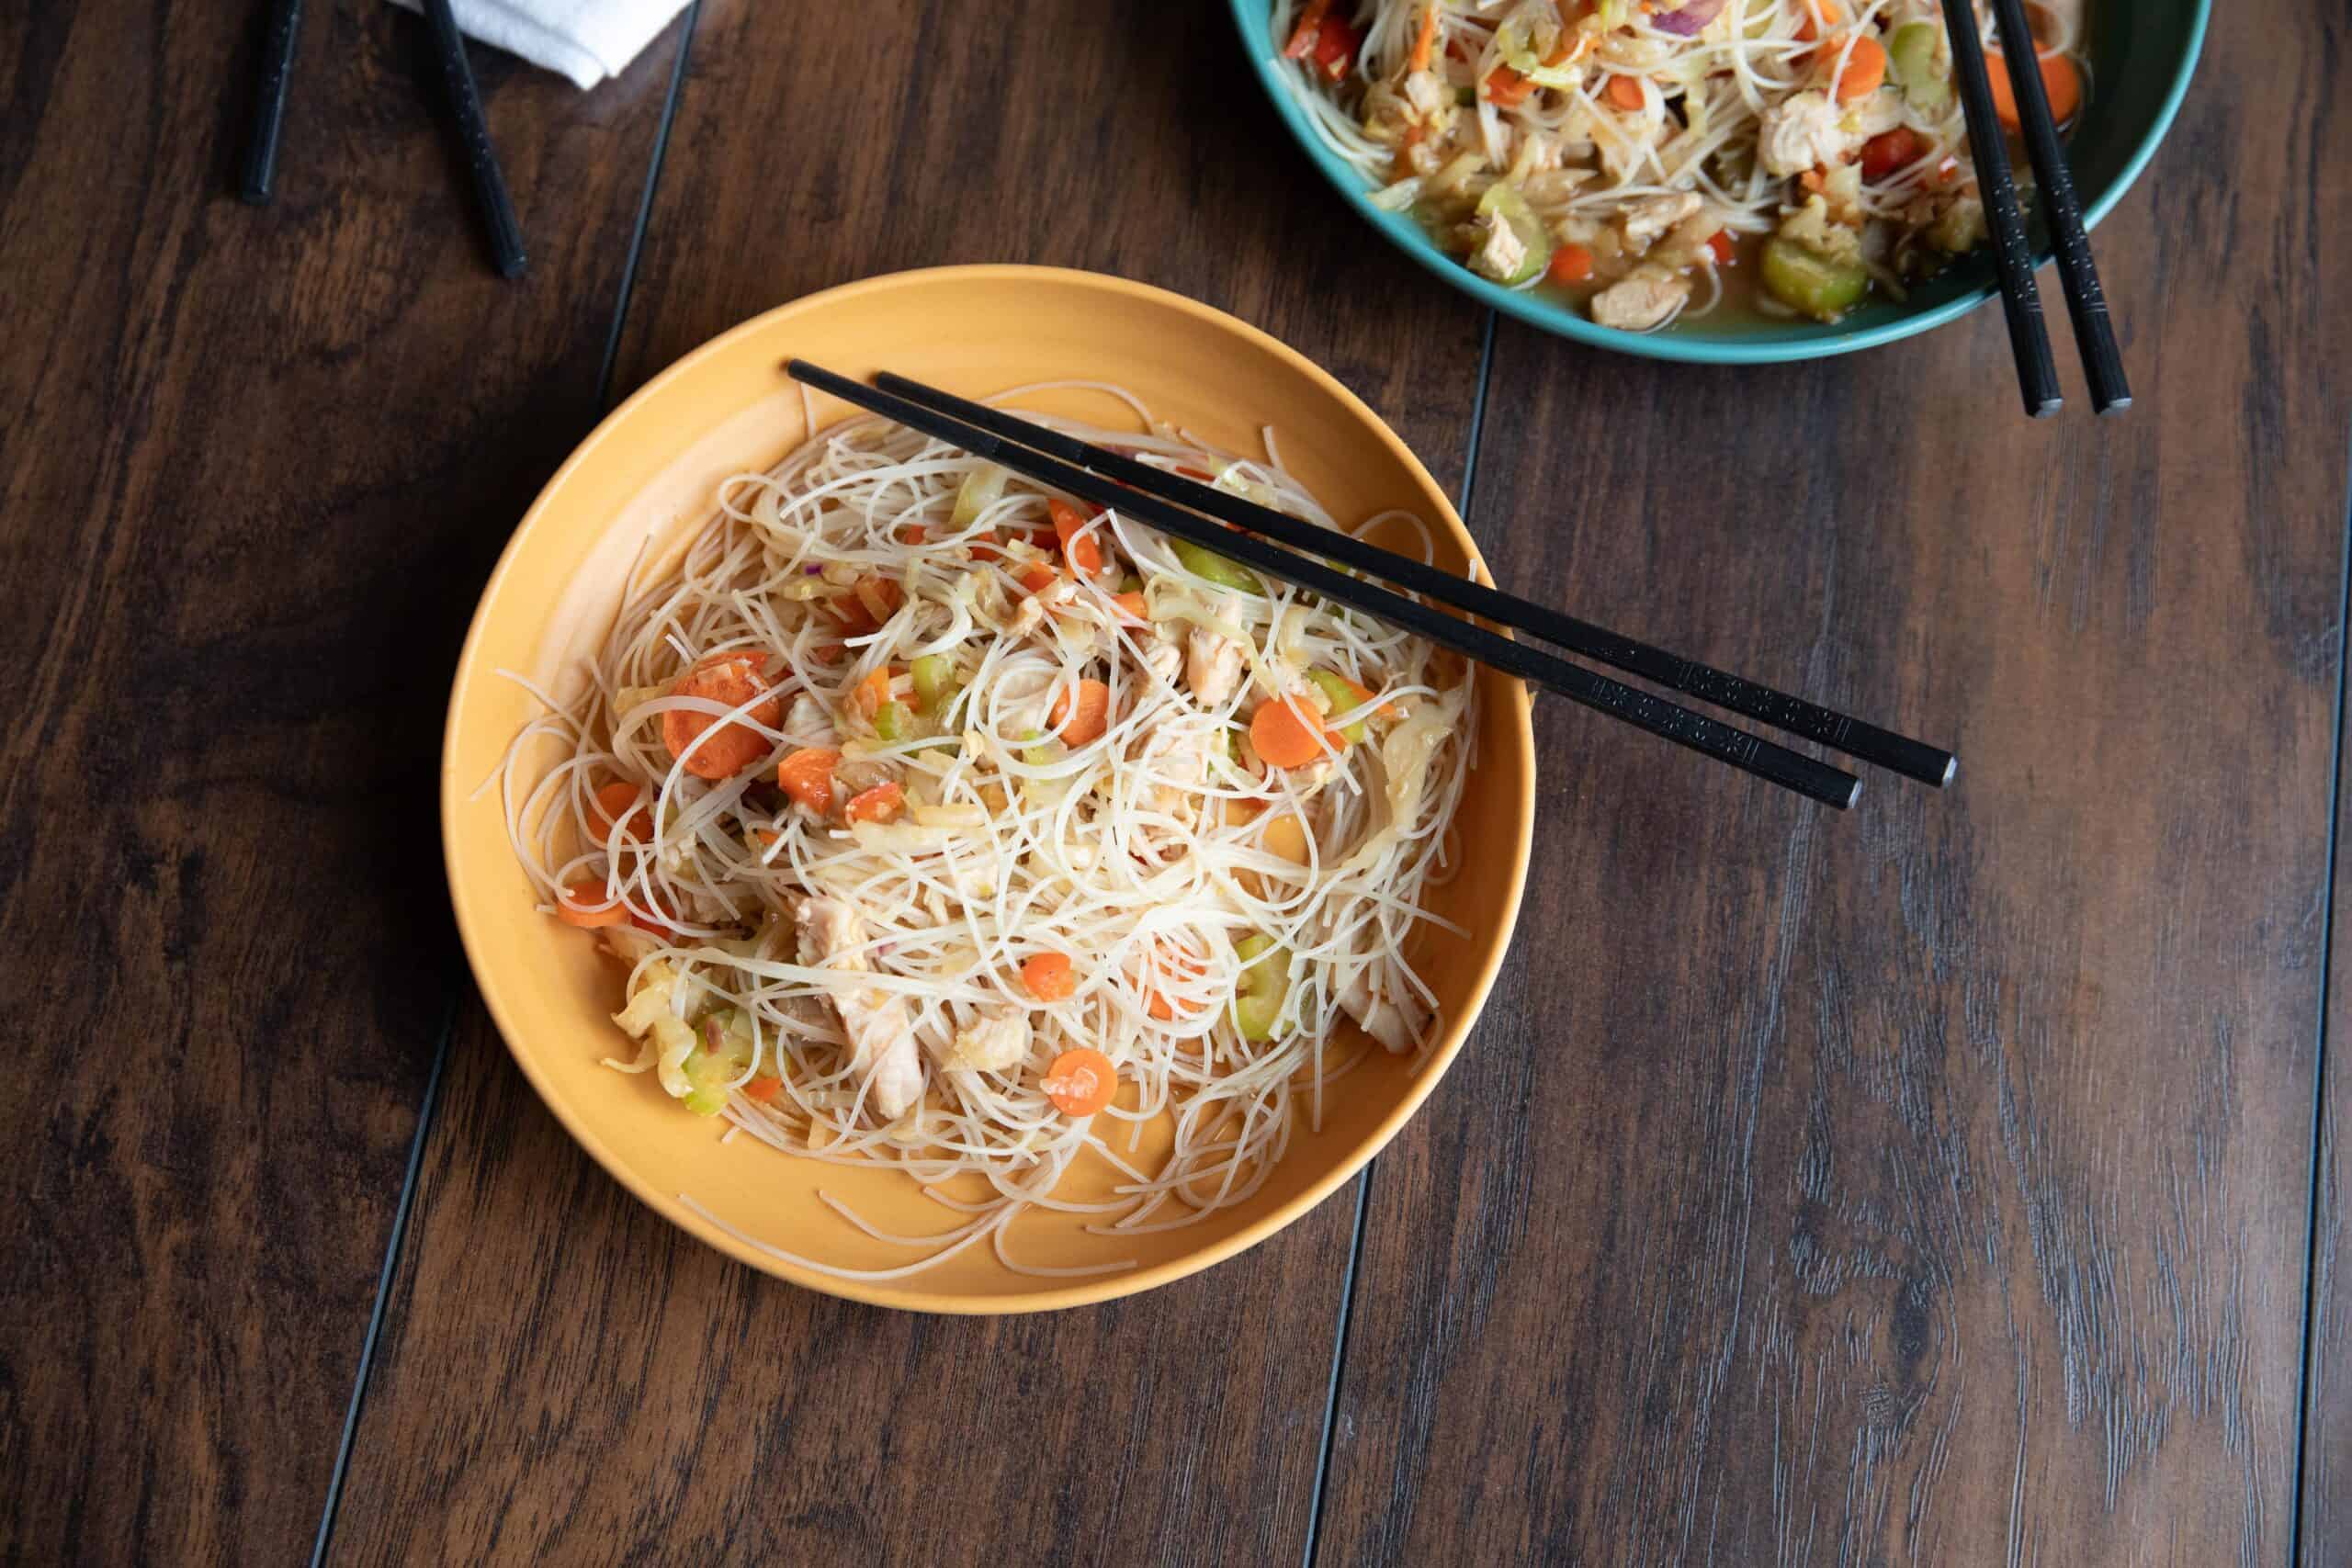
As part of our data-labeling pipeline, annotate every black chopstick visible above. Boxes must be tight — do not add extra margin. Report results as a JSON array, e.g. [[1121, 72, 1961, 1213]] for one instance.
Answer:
[[1939, 0, 2062, 419], [241, 0, 304, 205], [420, 0, 527, 279], [878, 370, 1956, 789], [789, 361, 1862, 809], [1985, 0, 2130, 414]]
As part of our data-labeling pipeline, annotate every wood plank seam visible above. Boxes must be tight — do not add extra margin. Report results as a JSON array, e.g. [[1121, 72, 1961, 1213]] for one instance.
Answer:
[[301, 14, 706, 1564]]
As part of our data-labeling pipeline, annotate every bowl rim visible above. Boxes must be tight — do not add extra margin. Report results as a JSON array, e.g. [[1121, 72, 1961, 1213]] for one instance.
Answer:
[[1229, 0, 2212, 363], [439, 264, 1538, 1314]]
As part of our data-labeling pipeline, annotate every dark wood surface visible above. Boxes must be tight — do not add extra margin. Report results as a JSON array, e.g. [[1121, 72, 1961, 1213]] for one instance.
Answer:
[[3, 0, 2346, 1564], [0, 4, 685, 1562]]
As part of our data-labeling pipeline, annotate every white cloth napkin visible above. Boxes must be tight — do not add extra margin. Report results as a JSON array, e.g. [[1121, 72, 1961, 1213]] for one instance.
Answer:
[[397, 0, 690, 89]]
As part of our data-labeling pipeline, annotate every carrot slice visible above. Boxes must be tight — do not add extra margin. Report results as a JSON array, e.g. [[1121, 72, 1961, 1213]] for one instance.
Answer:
[[1603, 73, 1646, 111], [1048, 678, 1112, 746], [555, 880, 628, 928], [1022, 951, 1077, 1002], [844, 781, 904, 824], [1485, 66, 1535, 107], [1043, 1047, 1117, 1116], [852, 666, 893, 717], [1988, 50, 2081, 129], [1017, 561, 1059, 594], [776, 747, 841, 815], [1409, 1, 1440, 71], [1251, 694, 1339, 769], [1834, 34, 1885, 101], [1547, 243, 1595, 285], [743, 1076, 783, 1104], [1048, 499, 1106, 576], [1111, 591, 1148, 622], [588, 781, 651, 841], [661, 653, 781, 780]]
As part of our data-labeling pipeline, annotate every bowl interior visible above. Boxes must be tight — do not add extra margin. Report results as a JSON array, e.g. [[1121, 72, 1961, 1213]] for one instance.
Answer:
[[441, 266, 1536, 1312], [1232, 0, 2209, 362]]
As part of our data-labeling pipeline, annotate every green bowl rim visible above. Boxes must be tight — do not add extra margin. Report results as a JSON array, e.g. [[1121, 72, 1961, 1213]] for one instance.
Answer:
[[1230, 0, 2211, 363]]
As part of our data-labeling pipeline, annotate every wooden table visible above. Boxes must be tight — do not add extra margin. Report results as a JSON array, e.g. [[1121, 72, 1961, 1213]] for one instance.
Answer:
[[6, 2, 2347, 1562]]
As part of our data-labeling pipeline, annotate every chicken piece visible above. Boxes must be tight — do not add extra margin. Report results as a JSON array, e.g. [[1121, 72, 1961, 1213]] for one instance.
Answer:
[[1186, 627, 1244, 706], [1143, 634, 1184, 689], [1009, 575, 1076, 637], [1334, 959, 1435, 1054], [1466, 210, 1529, 284], [1134, 717, 1223, 829], [1589, 273, 1691, 332], [1402, 69, 1450, 121], [1769, 88, 1853, 177], [1618, 191, 1702, 251], [946, 1008, 1031, 1072], [783, 692, 835, 747], [795, 896, 922, 1119]]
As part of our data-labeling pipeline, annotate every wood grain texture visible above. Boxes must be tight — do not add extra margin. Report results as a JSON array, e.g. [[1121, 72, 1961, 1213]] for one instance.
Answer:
[[0, 4, 681, 1562], [1316, 3, 2352, 1565], [322, 2, 1487, 1564], [2311, 679, 2352, 1562]]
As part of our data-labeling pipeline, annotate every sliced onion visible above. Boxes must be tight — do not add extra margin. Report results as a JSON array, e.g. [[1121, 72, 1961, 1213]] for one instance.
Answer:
[[1652, 0, 1725, 36]]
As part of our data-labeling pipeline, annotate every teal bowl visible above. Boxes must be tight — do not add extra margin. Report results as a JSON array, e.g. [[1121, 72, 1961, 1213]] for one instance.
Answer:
[[1231, 1, 2210, 362]]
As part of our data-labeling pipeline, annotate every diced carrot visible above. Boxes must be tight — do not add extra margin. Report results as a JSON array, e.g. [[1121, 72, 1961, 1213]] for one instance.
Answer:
[[1409, 1, 1440, 72], [1111, 590, 1148, 622], [1017, 561, 1059, 594], [743, 1076, 783, 1104], [1048, 678, 1112, 746], [1834, 34, 1885, 101], [853, 666, 893, 717], [1311, 12, 1360, 79], [1143, 947, 1207, 1021], [1800, 166, 1826, 193], [1988, 50, 2081, 129], [1283, 0, 1334, 58], [1604, 74, 1646, 111], [776, 747, 841, 815], [854, 576, 903, 626], [1022, 951, 1077, 1003], [662, 652, 780, 780], [1251, 694, 1339, 769], [588, 781, 651, 841], [554, 880, 628, 928], [811, 643, 846, 665], [845, 781, 904, 824], [1859, 126, 1925, 181], [1485, 65, 1536, 107], [896, 525, 927, 545], [1043, 1047, 1117, 1116], [1706, 231, 1737, 266], [1048, 498, 1106, 576], [1547, 243, 1595, 286]]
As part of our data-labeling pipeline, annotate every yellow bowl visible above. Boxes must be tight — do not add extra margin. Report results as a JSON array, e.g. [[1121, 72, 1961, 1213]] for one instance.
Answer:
[[441, 265, 1536, 1312]]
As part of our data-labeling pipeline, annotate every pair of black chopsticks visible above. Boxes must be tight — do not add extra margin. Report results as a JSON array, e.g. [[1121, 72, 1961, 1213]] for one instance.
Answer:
[[241, 0, 527, 278], [1939, 0, 2124, 417], [787, 361, 1957, 811]]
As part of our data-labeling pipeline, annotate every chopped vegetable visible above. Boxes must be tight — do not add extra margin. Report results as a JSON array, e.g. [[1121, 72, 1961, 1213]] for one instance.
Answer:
[[1230, 935, 1292, 1042], [555, 879, 628, 928], [1306, 669, 1370, 743], [1859, 126, 1925, 181], [1171, 538, 1260, 593], [854, 576, 902, 626], [1603, 74, 1646, 112], [1409, 2, 1440, 72], [589, 781, 650, 842], [1988, 50, 2081, 129], [853, 666, 893, 717], [1048, 498, 1106, 576], [1472, 180, 1554, 286], [1048, 678, 1112, 746], [873, 699, 910, 741], [662, 652, 780, 780], [1759, 234, 1871, 321], [1833, 35, 1885, 102], [1017, 561, 1059, 594], [776, 747, 841, 814], [1111, 590, 1148, 622], [1252, 694, 1340, 769], [1887, 20, 1948, 108], [1022, 951, 1077, 1002], [1310, 10, 1360, 80], [742, 1076, 783, 1104], [1547, 243, 1596, 286], [845, 781, 904, 824], [1043, 1047, 1117, 1116], [910, 653, 956, 716], [680, 1010, 756, 1117], [1484, 65, 1535, 107], [950, 462, 1009, 527], [1282, 0, 1335, 59], [1705, 231, 1737, 266]]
